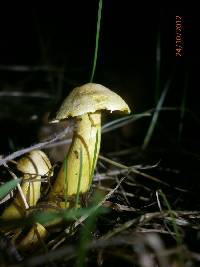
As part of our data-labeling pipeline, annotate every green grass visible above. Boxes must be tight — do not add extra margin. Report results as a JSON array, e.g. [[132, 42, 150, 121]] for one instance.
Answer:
[[102, 113, 151, 133], [75, 194, 104, 267], [0, 204, 106, 230], [154, 29, 161, 103], [158, 190, 183, 245], [90, 0, 103, 82], [75, 147, 83, 209], [64, 156, 68, 208], [158, 190, 184, 264], [142, 75, 173, 150], [89, 130, 99, 185], [178, 74, 188, 143], [0, 178, 21, 200]]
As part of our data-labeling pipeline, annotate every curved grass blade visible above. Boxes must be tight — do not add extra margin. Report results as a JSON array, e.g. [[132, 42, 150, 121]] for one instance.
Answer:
[[64, 156, 68, 208], [102, 113, 151, 133], [0, 178, 21, 200], [75, 147, 83, 208], [89, 130, 99, 185], [142, 75, 173, 150]]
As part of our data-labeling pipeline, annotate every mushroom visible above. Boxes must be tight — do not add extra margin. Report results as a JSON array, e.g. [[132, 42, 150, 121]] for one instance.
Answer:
[[1, 150, 52, 220], [48, 83, 130, 200], [18, 222, 48, 251]]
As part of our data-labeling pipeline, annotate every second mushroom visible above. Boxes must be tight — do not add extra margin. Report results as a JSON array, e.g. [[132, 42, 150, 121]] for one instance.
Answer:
[[48, 83, 130, 201]]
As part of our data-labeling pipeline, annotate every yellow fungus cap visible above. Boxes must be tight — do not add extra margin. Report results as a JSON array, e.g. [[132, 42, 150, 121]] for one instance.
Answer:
[[49, 83, 130, 122], [17, 150, 52, 176]]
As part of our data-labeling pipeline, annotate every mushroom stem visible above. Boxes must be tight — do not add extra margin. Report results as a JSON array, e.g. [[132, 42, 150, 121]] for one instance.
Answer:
[[49, 111, 101, 198]]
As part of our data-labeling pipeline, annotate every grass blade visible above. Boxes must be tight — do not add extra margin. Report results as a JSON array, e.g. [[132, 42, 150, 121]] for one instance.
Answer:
[[158, 189, 182, 245], [89, 130, 99, 185], [90, 0, 103, 82], [178, 73, 188, 143], [142, 75, 173, 150], [75, 147, 83, 208], [75, 194, 103, 267], [155, 28, 161, 103], [158, 190, 184, 264], [102, 113, 150, 133], [0, 178, 21, 200], [64, 156, 68, 208]]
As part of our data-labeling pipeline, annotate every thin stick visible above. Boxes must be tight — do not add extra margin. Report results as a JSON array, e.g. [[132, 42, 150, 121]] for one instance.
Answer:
[[99, 155, 188, 193], [0, 126, 72, 166], [72, 177, 125, 229], [0, 91, 52, 99]]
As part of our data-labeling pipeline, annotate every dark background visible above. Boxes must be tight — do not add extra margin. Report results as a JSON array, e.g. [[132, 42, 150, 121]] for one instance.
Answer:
[[0, 3, 198, 155]]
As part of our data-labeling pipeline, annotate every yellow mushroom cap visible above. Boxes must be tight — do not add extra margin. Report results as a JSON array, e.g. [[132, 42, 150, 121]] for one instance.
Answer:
[[17, 150, 52, 176], [49, 83, 130, 122]]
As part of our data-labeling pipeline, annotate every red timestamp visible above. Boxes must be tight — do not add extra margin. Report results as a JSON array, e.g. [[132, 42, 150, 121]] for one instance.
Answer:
[[175, 16, 183, 57]]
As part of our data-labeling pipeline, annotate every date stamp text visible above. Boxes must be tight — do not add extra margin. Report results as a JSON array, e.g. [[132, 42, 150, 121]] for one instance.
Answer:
[[175, 16, 183, 57]]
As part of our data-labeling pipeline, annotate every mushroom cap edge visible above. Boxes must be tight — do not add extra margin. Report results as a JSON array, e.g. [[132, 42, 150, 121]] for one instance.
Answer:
[[49, 83, 131, 123]]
